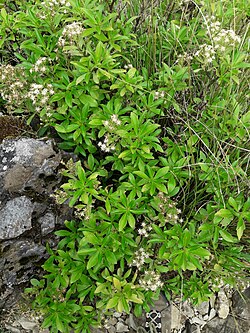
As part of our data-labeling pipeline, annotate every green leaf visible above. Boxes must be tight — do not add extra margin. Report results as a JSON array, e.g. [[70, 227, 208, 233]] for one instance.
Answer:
[[56, 314, 65, 332], [236, 218, 245, 240], [228, 197, 238, 211], [76, 75, 86, 85], [219, 229, 236, 243], [190, 248, 211, 258], [87, 251, 99, 269], [42, 314, 55, 329], [65, 91, 73, 107], [89, 118, 103, 126], [127, 213, 135, 229], [70, 267, 83, 284], [134, 171, 149, 179], [215, 209, 234, 219], [113, 277, 121, 291], [30, 278, 41, 287], [83, 231, 99, 245], [1, 8, 8, 20], [130, 294, 143, 304], [167, 175, 176, 193], [130, 112, 139, 133], [95, 283, 108, 294], [50, 92, 65, 103], [134, 304, 142, 317], [118, 150, 131, 159], [106, 251, 117, 265], [106, 296, 119, 309], [79, 94, 98, 107], [156, 183, 168, 193], [87, 154, 95, 170], [78, 248, 96, 256], [155, 166, 170, 179], [119, 213, 127, 231]]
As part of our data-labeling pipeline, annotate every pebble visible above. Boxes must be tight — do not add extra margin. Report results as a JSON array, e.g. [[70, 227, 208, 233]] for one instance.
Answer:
[[17, 317, 38, 330], [107, 318, 117, 326], [107, 326, 116, 333], [208, 308, 217, 321], [217, 290, 230, 319], [116, 322, 129, 332]]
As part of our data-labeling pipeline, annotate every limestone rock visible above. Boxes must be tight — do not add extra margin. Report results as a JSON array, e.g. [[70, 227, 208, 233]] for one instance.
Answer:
[[116, 321, 129, 332], [38, 212, 56, 236], [183, 300, 195, 318], [153, 292, 169, 311], [208, 308, 216, 321], [170, 304, 186, 331], [0, 138, 61, 196], [0, 197, 33, 240], [217, 289, 230, 319], [232, 287, 250, 320], [17, 317, 38, 330], [196, 301, 209, 316], [0, 138, 73, 309]]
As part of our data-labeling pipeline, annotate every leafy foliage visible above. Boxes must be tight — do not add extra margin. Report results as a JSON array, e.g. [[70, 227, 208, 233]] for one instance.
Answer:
[[1, 0, 249, 332]]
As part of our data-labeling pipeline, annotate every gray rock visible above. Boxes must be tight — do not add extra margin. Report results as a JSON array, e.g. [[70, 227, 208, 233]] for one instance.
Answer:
[[196, 301, 209, 316], [116, 322, 129, 332], [1, 138, 61, 196], [153, 293, 169, 311], [232, 287, 250, 321], [161, 306, 172, 333], [183, 300, 195, 318], [113, 312, 122, 318], [217, 289, 230, 319], [38, 212, 56, 236], [4, 325, 21, 333], [17, 317, 38, 330], [208, 308, 216, 321], [107, 326, 116, 333], [127, 314, 137, 330], [0, 197, 33, 240], [0, 138, 73, 309], [170, 303, 186, 331], [190, 316, 206, 326], [107, 318, 117, 326]]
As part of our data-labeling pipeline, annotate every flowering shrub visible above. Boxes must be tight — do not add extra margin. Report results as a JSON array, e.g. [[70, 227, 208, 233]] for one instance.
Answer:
[[0, 0, 249, 332]]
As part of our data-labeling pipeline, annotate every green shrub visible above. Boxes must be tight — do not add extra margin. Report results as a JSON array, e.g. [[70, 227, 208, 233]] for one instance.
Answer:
[[1, 0, 249, 332]]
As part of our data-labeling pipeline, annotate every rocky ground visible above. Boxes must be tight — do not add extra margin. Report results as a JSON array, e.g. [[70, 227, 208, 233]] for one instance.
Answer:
[[0, 287, 250, 333]]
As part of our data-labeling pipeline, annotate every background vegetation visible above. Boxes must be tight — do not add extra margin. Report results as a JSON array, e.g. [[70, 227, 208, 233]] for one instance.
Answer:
[[0, 0, 249, 332]]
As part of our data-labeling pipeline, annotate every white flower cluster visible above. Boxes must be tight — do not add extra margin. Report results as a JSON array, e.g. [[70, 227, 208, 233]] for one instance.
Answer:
[[154, 91, 165, 99], [130, 248, 150, 270], [176, 51, 193, 65], [74, 204, 93, 220], [124, 64, 133, 70], [206, 16, 241, 51], [138, 221, 152, 238], [0, 64, 27, 111], [39, 0, 71, 18], [97, 135, 116, 153], [179, 0, 192, 6], [195, 16, 241, 65], [103, 114, 121, 130], [139, 270, 163, 291], [26, 83, 54, 108], [157, 192, 183, 224], [195, 44, 216, 64], [58, 22, 84, 47], [30, 57, 51, 74], [51, 189, 68, 205], [97, 115, 121, 152]]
